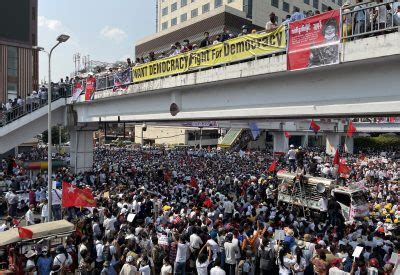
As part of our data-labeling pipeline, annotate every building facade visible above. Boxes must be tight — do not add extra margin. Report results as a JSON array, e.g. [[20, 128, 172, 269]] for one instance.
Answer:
[[156, 0, 342, 32], [0, 0, 38, 105]]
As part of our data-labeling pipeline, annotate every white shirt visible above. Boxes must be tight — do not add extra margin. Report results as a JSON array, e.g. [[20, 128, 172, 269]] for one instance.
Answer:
[[25, 209, 35, 225], [139, 265, 151, 275], [175, 243, 189, 263], [196, 260, 210, 275], [207, 239, 220, 261], [53, 253, 72, 270], [288, 149, 296, 160], [210, 266, 226, 275], [51, 189, 62, 205], [318, 198, 328, 212], [95, 242, 104, 262], [160, 264, 172, 275], [189, 233, 203, 249], [223, 200, 234, 214], [224, 242, 239, 264], [41, 204, 49, 218]]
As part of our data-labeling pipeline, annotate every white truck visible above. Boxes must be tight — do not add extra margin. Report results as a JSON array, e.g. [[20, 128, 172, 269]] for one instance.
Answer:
[[277, 172, 369, 221]]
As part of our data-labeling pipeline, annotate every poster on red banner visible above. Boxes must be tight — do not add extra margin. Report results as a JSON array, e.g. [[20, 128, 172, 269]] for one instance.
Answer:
[[84, 76, 96, 101], [287, 9, 341, 71]]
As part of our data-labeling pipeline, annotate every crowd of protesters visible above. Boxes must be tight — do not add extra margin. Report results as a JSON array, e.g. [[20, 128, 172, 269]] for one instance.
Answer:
[[0, 79, 72, 126], [0, 143, 399, 274]]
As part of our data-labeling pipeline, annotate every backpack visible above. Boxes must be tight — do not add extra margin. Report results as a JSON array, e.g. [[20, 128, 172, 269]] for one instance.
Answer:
[[103, 245, 113, 262], [259, 247, 274, 271]]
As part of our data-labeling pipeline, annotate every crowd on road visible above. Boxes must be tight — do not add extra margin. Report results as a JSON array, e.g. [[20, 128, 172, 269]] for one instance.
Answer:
[[0, 145, 399, 274]]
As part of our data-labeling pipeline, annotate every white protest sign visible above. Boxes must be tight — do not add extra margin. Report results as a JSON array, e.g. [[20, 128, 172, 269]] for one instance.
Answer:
[[274, 230, 285, 241], [127, 214, 136, 222], [352, 246, 363, 258]]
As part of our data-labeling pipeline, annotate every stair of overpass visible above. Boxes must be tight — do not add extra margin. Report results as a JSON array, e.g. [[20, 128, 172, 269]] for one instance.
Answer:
[[0, 93, 70, 154], [218, 128, 243, 149]]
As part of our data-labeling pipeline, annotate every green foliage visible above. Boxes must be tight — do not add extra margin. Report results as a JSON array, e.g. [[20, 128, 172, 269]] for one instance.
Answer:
[[42, 126, 69, 144], [355, 134, 400, 150]]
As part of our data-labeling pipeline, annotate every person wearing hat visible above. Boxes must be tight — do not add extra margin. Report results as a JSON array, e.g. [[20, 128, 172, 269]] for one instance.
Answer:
[[25, 250, 37, 274], [120, 255, 138, 275], [37, 246, 52, 275], [238, 25, 249, 36]]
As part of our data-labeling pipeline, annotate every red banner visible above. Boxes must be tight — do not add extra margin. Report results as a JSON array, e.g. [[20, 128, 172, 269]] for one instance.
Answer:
[[84, 76, 96, 101], [288, 10, 341, 70]]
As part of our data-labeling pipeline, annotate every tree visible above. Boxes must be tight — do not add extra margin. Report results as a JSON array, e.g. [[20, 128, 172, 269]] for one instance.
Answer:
[[41, 126, 69, 145]]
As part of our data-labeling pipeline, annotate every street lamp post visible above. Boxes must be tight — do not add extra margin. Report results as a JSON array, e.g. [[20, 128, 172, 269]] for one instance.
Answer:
[[37, 34, 70, 221]]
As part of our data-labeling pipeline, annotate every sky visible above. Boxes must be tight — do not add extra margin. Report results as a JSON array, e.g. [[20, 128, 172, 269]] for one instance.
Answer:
[[38, 0, 156, 83]]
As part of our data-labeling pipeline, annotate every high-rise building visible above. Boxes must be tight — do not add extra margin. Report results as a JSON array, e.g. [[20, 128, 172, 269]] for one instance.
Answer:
[[0, 0, 38, 104], [156, 0, 341, 32], [137, 0, 340, 58]]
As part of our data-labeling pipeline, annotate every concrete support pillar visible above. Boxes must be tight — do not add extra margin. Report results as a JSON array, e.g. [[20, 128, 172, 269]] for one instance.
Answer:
[[70, 128, 94, 173], [344, 137, 354, 154], [326, 133, 340, 155], [272, 132, 288, 153]]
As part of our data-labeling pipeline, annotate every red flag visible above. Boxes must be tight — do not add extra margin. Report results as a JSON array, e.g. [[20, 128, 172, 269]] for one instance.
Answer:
[[333, 148, 340, 166], [347, 121, 356, 137], [18, 227, 33, 239], [62, 182, 97, 208], [389, 117, 396, 123], [338, 161, 350, 175], [268, 161, 277, 173], [204, 198, 213, 208], [284, 131, 291, 138], [310, 120, 320, 133]]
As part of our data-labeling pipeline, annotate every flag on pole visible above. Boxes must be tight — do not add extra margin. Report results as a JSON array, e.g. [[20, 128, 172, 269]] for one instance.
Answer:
[[347, 121, 357, 137], [333, 148, 340, 166], [71, 81, 83, 102], [338, 161, 350, 175], [18, 227, 33, 239], [310, 120, 320, 133], [249, 122, 260, 140], [284, 131, 291, 138], [268, 161, 277, 173], [62, 182, 96, 208]]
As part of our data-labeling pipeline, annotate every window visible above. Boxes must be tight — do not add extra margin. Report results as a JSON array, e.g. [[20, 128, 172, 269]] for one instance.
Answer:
[[171, 17, 177, 26], [228, 0, 235, 3], [283, 1, 290, 12], [334, 192, 351, 207], [322, 4, 328, 11], [7, 83, 18, 100], [271, 0, 279, 8], [162, 21, 168, 30], [304, 0, 310, 4], [243, 0, 253, 19], [337, 0, 342, 5], [191, 8, 198, 17], [171, 2, 178, 12], [293, 6, 299, 12], [162, 7, 168, 16], [181, 0, 188, 7], [215, 0, 222, 8], [181, 13, 187, 22], [7, 47, 18, 77], [313, 0, 319, 9], [202, 3, 210, 13]]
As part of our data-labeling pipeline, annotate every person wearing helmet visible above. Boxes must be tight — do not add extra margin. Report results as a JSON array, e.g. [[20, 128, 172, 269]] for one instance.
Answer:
[[287, 145, 297, 173]]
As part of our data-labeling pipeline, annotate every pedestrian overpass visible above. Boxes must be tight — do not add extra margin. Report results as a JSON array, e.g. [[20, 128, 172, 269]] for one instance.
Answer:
[[1, 31, 400, 171]]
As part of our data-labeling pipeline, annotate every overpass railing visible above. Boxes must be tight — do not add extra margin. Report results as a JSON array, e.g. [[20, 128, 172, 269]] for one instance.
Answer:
[[76, 1, 399, 99], [0, 85, 72, 127]]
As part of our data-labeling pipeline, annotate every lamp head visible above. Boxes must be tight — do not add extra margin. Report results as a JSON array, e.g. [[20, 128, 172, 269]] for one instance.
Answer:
[[57, 34, 70, 43]]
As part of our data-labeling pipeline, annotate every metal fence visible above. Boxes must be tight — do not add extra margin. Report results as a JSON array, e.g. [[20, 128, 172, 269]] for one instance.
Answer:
[[0, 85, 72, 127], [342, 0, 400, 40]]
